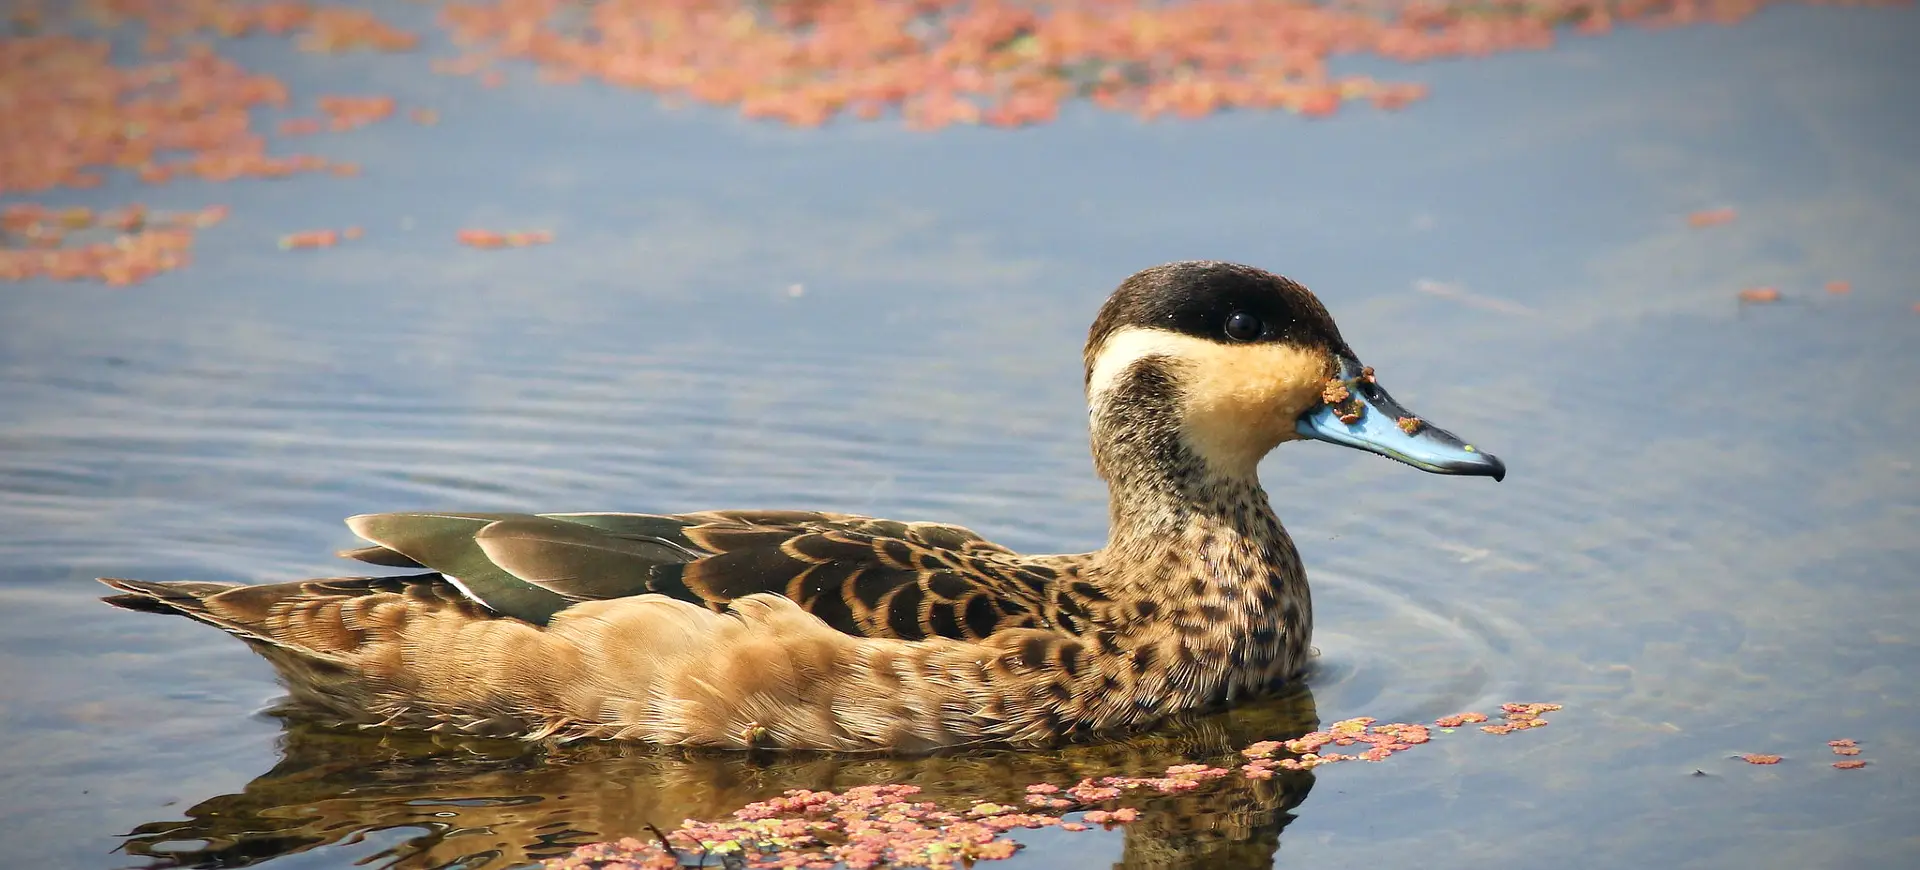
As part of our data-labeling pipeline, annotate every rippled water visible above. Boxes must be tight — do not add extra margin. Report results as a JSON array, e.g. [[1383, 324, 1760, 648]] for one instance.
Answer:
[[4, 5, 1919, 869]]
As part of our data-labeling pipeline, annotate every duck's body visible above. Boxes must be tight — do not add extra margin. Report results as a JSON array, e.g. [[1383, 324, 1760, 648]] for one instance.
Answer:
[[102, 262, 1503, 752]]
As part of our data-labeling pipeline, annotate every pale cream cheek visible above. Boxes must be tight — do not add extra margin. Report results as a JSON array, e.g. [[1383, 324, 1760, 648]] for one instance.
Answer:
[[1086, 328, 1332, 474], [1179, 342, 1330, 472]]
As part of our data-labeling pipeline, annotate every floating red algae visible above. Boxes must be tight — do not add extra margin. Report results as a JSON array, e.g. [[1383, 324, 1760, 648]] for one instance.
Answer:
[[1476, 703, 1561, 736], [696, 783, 1043, 868], [0, 2, 414, 207], [0, 39, 272, 194], [1080, 807, 1140, 825], [1738, 287, 1781, 304], [278, 228, 339, 249], [277, 117, 326, 136], [1239, 716, 1450, 770], [1740, 754, 1783, 765], [317, 94, 398, 130], [458, 228, 554, 249], [543, 839, 680, 870], [1824, 280, 1851, 294], [296, 6, 420, 54], [428, 0, 1913, 132], [1833, 760, 1867, 770], [540, 764, 1233, 868], [1435, 711, 1489, 728], [546, 703, 1569, 868], [1828, 739, 1857, 748], [272, 96, 396, 135], [1687, 207, 1738, 227], [457, 229, 507, 248], [0, 202, 224, 285], [1397, 416, 1424, 435], [81, 1, 419, 55], [278, 225, 360, 249]]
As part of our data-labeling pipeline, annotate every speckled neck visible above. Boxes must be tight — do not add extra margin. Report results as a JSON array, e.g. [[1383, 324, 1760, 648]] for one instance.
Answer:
[[1086, 374, 1313, 698]]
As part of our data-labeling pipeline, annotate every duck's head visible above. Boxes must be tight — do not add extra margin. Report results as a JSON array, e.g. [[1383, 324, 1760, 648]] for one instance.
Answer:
[[1084, 261, 1505, 483]]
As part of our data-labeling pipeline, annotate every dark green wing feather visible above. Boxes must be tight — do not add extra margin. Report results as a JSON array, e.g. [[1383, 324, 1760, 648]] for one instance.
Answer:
[[338, 510, 1063, 640], [344, 513, 576, 624]]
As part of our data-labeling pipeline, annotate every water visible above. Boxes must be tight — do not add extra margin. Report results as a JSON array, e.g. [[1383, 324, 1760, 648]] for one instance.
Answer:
[[3, 4, 1918, 869]]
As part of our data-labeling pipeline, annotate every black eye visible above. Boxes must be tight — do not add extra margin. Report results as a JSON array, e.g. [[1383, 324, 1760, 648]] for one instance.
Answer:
[[1224, 311, 1262, 342]]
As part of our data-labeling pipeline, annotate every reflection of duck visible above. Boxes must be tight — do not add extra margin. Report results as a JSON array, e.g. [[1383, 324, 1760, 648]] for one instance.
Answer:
[[101, 262, 1503, 751], [118, 689, 1323, 870]]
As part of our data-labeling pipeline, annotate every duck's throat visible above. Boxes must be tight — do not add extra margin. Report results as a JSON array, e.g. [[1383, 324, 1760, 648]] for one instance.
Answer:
[[1088, 402, 1313, 698]]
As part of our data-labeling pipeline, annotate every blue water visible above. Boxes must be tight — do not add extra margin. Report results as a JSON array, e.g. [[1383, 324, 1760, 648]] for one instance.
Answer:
[[2, 3, 1917, 868]]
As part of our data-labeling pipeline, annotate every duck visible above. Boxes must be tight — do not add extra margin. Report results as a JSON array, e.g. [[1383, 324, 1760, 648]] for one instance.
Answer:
[[100, 261, 1504, 753]]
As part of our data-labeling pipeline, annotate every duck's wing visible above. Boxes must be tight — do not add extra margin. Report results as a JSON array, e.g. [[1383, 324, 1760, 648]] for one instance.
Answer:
[[337, 510, 1062, 641]]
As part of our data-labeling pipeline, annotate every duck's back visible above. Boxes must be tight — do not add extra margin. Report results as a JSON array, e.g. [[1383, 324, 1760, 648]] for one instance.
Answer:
[[328, 510, 1070, 638], [99, 510, 1117, 749]]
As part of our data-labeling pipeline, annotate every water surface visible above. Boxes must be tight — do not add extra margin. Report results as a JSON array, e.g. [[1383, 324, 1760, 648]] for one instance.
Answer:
[[2, 5, 1918, 869]]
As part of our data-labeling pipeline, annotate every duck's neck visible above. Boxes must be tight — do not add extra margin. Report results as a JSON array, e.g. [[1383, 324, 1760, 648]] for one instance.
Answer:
[[1084, 390, 1313, 696]]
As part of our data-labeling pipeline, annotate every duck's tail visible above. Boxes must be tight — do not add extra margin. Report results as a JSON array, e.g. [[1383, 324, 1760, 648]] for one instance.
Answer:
[[98, 577, 307, 653], [99, 577, 244, 618]]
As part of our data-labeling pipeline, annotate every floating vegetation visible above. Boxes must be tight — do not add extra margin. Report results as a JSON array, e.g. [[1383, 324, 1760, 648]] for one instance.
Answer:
[[5, 1, 1911, 285], [0, 2, 416, 284], [278, 226, 361, 250], [543, 705, 1562, 869], [1477, 702, 1561, 735], [1828, 739, 1870, 768], [457, 228, 555, 249], [0, 202, 226, 284], [1737, 287, 1781, 304], [428, 0, 1914, 130], [1687, 207, 1738, 227], [1732, 738, 1882, 771]]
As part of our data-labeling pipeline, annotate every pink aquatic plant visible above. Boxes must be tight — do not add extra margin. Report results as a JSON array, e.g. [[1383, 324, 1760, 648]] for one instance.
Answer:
[[547, 703, 1566, 868]]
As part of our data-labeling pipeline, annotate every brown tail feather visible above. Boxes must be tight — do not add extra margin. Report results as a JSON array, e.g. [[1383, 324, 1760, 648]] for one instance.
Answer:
[[99, 578, 242, 614], [97, 577, 288, 646]]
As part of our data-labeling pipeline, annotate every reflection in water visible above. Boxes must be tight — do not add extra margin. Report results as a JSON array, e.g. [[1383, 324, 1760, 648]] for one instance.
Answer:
[[119, 688, 1322, 870]]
